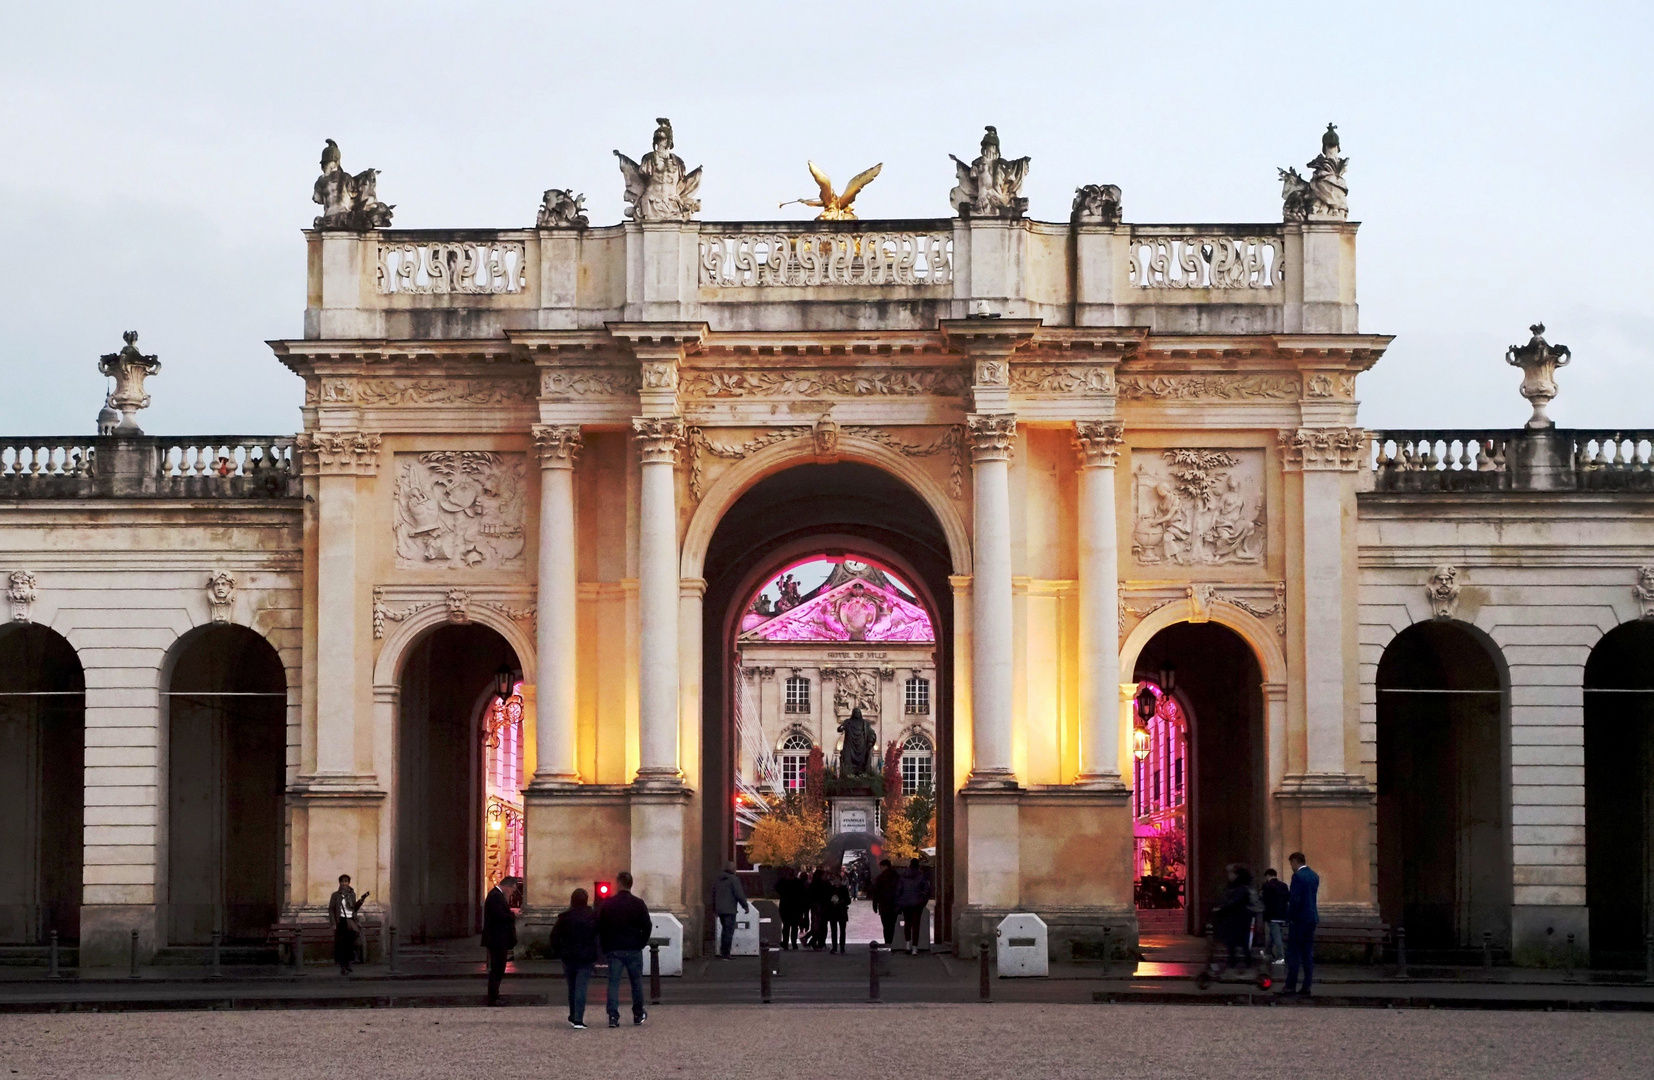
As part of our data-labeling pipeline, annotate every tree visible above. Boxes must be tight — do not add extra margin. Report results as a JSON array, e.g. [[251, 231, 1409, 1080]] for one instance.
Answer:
[[747, 793, 827, 868], [804, 746, 826, 812]]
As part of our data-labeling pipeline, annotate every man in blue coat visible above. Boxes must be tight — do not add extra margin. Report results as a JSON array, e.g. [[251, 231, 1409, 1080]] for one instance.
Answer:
[[1284, 852, 1319, 996]]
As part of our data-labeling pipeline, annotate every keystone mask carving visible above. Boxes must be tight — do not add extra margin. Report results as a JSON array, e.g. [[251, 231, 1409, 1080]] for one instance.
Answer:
[[1427, 565, 1461, 619]]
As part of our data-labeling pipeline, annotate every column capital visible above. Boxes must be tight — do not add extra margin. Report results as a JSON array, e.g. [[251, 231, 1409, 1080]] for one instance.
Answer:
[[295, 430, 381, 476], [1278, 426, 1366, 472], [1073, 420, 1125, 468], [531, 423, 583, 468], [966, 413, 1017, 464], [632, 416, 686, 465], [609, 322, 707, 417]]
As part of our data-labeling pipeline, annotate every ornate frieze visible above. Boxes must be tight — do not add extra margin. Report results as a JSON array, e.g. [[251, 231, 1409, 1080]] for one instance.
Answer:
[[1427, 566, 1461, 620], [1012, 365, 1115, 395], [821, 666, 894, 717], [966, 414, 1017, 464], [1131, 449, 1265, 566], [680, 368, 966, 399], [698, 232, 953, 288], [318, 379, 533, 406], [640, 360, 679, 394], [1278, 427, 1366, 471], [1073, 421, 1124, 468], [632, 417, 686, 466], [296, 431, 381, 476], [1302, 373, 1357, 400], [1636, 567, 1654, 620], [540, 368, 640, 398], [7, 570, 37, 622], [206, 572, 235, 624], [532, 424, 584, 468], [1117, 374, 1299, 401], [392, 452, 527, 570]]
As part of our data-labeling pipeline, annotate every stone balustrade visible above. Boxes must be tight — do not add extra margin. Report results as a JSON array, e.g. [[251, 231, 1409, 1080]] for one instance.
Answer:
[[1368, 429, 1654, 492], [0, 436, 298, 499], [1368, 430, 1515, 491]]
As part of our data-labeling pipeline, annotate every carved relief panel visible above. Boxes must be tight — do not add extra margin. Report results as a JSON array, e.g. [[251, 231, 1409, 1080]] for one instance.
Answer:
[[1130, 448, 1265, 567], [393, 451, 527, 570]]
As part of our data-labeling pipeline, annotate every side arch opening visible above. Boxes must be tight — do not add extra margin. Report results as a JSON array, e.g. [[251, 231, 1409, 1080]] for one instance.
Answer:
[[1585, 620, 1654, 969]]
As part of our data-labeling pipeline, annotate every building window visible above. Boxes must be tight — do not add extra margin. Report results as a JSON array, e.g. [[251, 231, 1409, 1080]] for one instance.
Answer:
[[779, 733, 813, 791], [784, 675, 811, 714], [904, 676, 930, 715], [900, 733, 933, 795]]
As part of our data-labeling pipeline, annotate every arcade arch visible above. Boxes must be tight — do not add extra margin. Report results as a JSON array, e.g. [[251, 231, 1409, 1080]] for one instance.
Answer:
[[165, 624, 286, 945], [1584, 620, 1654, 968], [1376, 620, 1511, 956], [0, 624, 84, 945]]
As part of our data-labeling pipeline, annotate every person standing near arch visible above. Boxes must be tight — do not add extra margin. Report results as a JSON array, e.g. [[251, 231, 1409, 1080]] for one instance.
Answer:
[[1284, 852, 1319, 996], [328, 874, 365, 976]]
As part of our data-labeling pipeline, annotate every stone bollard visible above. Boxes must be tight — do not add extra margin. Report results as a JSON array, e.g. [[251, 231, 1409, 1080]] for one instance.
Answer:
[[387, 925, 398, 974], [759, 942, 772, 1004], [1394, 926, 1409, 980], [1565, 933, 1576, 981], [1101, 926, 1112, 975], [979, 936, 992, 1001], [1482, 930, 1493, 971], [47, 930, 60, 980], [869, 943, 881, 1002], [210, 930, 223, 980], [650, 943, 662, 1004], [128, 930, 141, 980]]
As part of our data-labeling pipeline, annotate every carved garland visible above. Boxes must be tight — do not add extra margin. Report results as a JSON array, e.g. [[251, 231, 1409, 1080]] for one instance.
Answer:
[[687, 426, 806, 500], [1118, 582, 1286, 636], [1118, 375, 1300, 400], [681, 369, 967, 399], [1011, 365, 1116, 395], [540, 369, 641, 397], [319, 379, 533, 406], [372, 586, 536, 639], [843, 425, 966, 500]]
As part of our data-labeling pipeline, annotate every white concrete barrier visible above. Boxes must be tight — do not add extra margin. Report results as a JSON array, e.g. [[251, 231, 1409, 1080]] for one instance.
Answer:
[[642, 912, 683, 976], [995, 913, 1048, 977], [729, 907, 761, 956]]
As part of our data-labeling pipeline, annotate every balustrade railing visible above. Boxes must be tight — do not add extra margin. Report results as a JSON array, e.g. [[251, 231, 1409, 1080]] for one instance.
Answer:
[[376, 236, 529, 295], [154, 438, 298, 497], [1127, 227, 1283, 291], [1369, 430, 1514, 491], [0, 439, 99, 496], [698, 229, 953, 288], [0, 436, 298, 499], [1369, 429, 1654, 492], [1568, 430, 1654, 490]]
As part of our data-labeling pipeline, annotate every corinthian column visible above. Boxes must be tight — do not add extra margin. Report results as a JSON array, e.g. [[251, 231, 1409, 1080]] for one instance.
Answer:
[[1074, 421, 1125, 787], [633, 416, 685, 786], [532, 424, 582, 786], [967, 413, 1017, 788]]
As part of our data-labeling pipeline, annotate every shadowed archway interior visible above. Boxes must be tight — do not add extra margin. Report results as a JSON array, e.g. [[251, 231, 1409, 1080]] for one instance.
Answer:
[[1585, 620, 1654, 968], [0, 624, 85, 944], [701, 462, 955, 939]]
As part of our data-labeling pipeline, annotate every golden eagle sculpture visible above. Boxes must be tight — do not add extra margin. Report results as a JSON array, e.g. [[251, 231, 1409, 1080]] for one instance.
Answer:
[[780, 161, 883, 220]]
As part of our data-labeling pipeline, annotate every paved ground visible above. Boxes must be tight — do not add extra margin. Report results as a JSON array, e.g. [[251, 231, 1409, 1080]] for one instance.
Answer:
[[1, 1002, 1650, 1079]]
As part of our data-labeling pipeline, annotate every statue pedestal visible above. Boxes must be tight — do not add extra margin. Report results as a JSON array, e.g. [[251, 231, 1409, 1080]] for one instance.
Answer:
[[829, 794, 879, 837]]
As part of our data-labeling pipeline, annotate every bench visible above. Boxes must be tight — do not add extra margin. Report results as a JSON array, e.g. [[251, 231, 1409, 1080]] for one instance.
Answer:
[[1308, 920, 1389, 964], [270, 918, 383, 968]]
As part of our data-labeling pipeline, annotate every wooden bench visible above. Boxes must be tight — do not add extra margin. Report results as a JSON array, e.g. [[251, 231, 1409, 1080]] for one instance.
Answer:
[[270, 919, 383, 968], [1309, 920, 1389, 964]]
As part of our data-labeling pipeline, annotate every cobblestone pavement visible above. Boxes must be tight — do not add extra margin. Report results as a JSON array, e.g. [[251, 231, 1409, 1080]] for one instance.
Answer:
[[2, 1002, 1650, 1079]]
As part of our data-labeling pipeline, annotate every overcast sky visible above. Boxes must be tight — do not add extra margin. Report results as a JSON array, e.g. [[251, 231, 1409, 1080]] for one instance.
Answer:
[[2, 1, 1649, 437]]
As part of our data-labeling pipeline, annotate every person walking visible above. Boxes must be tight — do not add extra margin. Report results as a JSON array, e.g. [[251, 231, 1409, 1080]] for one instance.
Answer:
[[482, 875, 520, 1006], [549, 888, 601, 1029], [896, 858, 933, 955], [1212, 865, 1259, 973], [870, 858, 900, 947], [597, 870, 652, 1027], [712, 861, 750, 960], [327, 874, 365, 976], [826, 869, 851, 954], [1260, 867, 1290, 966], [776, 866, 806, 950], [806, 867, 831, 950], [1284, 851, 1320, 996]]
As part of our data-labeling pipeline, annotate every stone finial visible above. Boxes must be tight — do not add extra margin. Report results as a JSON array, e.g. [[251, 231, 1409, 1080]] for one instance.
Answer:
[[1505, 323, 1571, 429], [1427, 565, 1461, 619], [96, 331, 161, 435], [1279, 122, 1349, 222], [312, 139, 395, 231], [949, 125, 1030, 219], [1071, 184, 1123, 225], [614, 118, 702, 222], [536, 188, 589, 228]]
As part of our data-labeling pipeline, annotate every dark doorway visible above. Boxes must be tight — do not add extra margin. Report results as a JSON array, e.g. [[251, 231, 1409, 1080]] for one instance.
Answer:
[[1376, 621, 1509, 957], [701, 462, 956, 942], [1133, 622, 1265, 934], [397, 623, 519, 942], [1585, 620, 1654, 969], [0, 624, 85, 944], [166, 625, 286, 944]]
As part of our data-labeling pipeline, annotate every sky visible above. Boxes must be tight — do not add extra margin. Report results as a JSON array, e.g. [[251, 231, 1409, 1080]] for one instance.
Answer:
[[2, 1, 1650, 436]]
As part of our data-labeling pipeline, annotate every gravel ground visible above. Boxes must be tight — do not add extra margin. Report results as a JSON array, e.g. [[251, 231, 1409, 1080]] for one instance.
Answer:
[[1, 1003, 1649, 1079]]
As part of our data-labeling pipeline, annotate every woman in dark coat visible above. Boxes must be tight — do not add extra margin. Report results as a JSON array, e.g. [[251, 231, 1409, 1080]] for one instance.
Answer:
[[775, 866, 806, 950], [806, 867, 832, 950], [550, 888, 602, 1028], [826, 870, 852, 954]]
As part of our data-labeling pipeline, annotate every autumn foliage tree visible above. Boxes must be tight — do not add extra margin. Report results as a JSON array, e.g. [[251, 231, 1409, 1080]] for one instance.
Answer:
[[880, 740, 921, 861]]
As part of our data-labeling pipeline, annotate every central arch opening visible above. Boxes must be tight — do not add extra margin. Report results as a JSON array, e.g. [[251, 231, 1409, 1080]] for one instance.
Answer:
[[700, 461, 956, 945]]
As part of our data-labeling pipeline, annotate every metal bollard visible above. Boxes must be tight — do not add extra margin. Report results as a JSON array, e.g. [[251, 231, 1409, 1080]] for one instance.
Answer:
[[47, 930, 60, 980], [128, 930, 141, 980], [387, 925, 398, 974], [1482, 930, 1493, 970], [869, 943, 881, 1002], [210, 930, 223, 980], [649, 943, 662, 1004], [1101, 925, 1112, 975], [1565, 933, 1576, 981], [978, 936, 992, 1001], [1394, 926, 1409, 980], [759, 942, 772, 1004]]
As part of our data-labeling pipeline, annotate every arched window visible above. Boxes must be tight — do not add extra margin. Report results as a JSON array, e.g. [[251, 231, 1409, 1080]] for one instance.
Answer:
[[784, 674, 811, 714], [779, 732, 813, 791], [900, 733, 933, 795], [904, 675, 930, 715]]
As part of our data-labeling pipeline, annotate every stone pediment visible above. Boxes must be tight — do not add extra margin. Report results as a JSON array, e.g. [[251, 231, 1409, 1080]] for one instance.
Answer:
[[740, 577, 934, 644]]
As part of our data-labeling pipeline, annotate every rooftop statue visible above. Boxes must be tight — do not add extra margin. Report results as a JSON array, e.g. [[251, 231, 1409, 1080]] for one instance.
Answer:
[[615, 118, 702, 222], [949, 125, 1030, 219], [780, 161, 883, 220], [1506, 323, 1571, 429], [311, 139, 395, 231], [97, 331, 161, 435], [1072, 183, 1123, 225], [536, 188, 589, 228], [1279, 123, 1349, 222]]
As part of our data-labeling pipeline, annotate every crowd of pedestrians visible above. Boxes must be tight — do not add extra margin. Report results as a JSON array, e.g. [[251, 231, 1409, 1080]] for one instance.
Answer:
[[1203, 851, 1320, 995]]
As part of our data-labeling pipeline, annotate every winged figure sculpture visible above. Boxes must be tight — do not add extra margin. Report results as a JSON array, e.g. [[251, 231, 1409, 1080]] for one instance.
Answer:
[[614, 118, 702, 222], [781, 161, 883, 220]]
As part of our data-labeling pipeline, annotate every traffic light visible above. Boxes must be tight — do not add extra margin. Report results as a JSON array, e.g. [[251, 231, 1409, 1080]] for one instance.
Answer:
[[594, 880, 613, 910]]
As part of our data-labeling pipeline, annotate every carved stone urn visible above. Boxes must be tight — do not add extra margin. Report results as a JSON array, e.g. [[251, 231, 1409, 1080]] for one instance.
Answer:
[[1505, 323, 1570, 429], [97, 331, 162, 435]]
